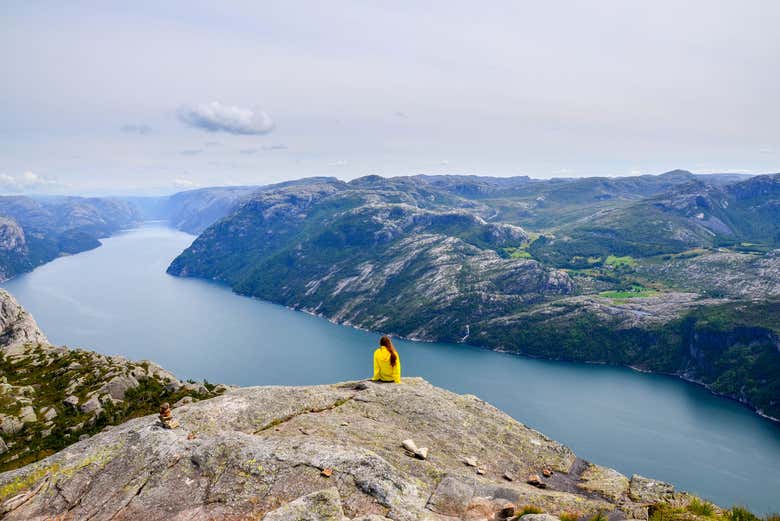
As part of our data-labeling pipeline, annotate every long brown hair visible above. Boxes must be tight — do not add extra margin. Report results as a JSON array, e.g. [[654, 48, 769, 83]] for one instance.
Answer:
[[380, 335, 398, 367]]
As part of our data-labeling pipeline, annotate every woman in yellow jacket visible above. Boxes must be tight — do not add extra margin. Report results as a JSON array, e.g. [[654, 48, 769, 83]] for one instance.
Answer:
[[372, 335, 401, 383]]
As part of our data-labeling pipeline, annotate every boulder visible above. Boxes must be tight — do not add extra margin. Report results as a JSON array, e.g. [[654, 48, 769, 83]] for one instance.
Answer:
[[426, 476, 474, 517], [18, 405, 37, 423], [0, 435, 7, 454], [40, 407, 57, 421], [164, 380, 183, 393], [63, 395, 79, 409], [79, 396, 102, 414], [578, 464, 630, 502], [103, 374, 139, 401], [263, 488, 346, 521], [629, 474, 675, 503], [0, 414, 23, 435], [173, 396, 195, 408]]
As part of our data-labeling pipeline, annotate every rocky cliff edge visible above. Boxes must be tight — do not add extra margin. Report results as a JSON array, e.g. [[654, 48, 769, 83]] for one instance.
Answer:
[[0, 377, 689, 521]]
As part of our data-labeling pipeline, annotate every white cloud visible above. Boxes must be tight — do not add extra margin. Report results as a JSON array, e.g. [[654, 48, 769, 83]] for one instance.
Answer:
[[172, 178, 197, 189], [0, 171, 63, 193], [177, 101, 274, 135]]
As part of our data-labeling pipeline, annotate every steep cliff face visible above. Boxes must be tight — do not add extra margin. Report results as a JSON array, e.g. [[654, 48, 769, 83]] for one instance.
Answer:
[[0, 378, 691, 521]]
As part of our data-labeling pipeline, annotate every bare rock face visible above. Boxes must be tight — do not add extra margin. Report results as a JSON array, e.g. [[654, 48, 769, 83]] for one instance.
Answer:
[[0, 289, 47, 355], [0, 378, 686, 521], [629, 474, 675, 504], [263, 488, 346, 521]]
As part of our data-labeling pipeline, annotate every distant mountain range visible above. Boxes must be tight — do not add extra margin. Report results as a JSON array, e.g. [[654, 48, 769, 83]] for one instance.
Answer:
[[0, 196, 139, 281], [165, 170, 780, 420]]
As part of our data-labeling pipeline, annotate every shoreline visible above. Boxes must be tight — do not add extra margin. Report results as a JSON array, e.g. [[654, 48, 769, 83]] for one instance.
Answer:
[[220, 282, 780, 426]]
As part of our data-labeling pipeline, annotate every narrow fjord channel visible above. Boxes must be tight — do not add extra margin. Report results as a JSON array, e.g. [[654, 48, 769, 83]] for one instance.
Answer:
[[3, 223, 779, 513]]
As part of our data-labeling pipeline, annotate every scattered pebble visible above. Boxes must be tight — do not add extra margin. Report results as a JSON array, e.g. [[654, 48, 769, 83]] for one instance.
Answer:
[[340, 422, 349, 427], [402, 439, 429, 460], [542, 467, 553, 477], [476, 468, 485, 475], [321, 468, 333, 477], [187, 432, 197, 440], [503, 472, 514, 481], [464, 457, 478, 467]]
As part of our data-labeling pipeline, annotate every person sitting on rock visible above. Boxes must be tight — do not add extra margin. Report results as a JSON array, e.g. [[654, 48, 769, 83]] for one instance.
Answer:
[[372, 335, 401, 383]]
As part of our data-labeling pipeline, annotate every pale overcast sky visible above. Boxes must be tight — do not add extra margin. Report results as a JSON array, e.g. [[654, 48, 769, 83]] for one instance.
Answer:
[[1, 1, 778, 194]]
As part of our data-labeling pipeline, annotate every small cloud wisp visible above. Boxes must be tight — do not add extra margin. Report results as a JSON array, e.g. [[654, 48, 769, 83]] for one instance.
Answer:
[[177, 101, 274, 135]]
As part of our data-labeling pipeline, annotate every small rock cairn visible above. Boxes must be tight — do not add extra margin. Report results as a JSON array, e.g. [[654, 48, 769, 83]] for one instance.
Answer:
[[158, 402, 180, 429]]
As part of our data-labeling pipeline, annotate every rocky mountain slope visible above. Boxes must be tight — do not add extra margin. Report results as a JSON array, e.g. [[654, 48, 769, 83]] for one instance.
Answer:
[[0, 195, 140, 280], [168, 178, 571, 341], [167, 173, 780, 421], [529, 174, 780, 266], [0, 290, 223, 472], [1, 375, 711, 521]]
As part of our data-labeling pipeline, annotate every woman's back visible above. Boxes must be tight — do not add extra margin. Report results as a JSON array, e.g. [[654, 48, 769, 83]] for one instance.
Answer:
[[372, 336, 401, 383]]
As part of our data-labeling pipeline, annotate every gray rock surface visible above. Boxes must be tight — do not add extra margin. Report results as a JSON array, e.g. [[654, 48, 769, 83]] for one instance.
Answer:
[[0, 415, 23, 436], [0, 290, 47, 355], [629, 474, 675, 503], [263, 487, 346, 521], [17, 406, 36, 424], [520, 515, 561, 521], [102, 374, 139, 400], [0, 378, 679, 521]]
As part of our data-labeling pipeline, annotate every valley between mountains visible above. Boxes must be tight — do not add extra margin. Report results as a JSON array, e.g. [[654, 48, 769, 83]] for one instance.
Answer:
[[0, 171, 777, 422]]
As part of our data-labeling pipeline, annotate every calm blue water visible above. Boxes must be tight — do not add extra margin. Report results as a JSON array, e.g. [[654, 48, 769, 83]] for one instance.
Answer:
[[3, 223, 779, 513]]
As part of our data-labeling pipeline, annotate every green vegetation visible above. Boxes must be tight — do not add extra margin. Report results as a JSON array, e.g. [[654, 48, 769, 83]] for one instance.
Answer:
[[515, 505, 543, 517], [650, 501, 775, 521], [0, 346, 214, 472], [587, 511, 608, 521], [599, 285, 659, 299], [502, 246, 533, 259], [605, 255, 637, 268], [559, 512, 582, 521], [688, 498, 716, 517]]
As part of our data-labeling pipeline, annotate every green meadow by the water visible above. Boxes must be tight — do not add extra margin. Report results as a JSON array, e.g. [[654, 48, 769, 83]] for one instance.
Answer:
[[3, 223, 779, 514]]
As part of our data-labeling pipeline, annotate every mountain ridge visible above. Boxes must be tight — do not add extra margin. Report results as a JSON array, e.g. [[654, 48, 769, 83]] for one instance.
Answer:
[[166, 174, 780, 421]]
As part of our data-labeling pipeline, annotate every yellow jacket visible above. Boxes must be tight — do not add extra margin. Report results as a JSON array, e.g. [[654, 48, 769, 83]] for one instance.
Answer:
[[372, 346, 401, 383]]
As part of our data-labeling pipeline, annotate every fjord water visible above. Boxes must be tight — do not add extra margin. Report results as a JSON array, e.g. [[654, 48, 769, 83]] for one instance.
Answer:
[[3, 224, 779, 513]]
